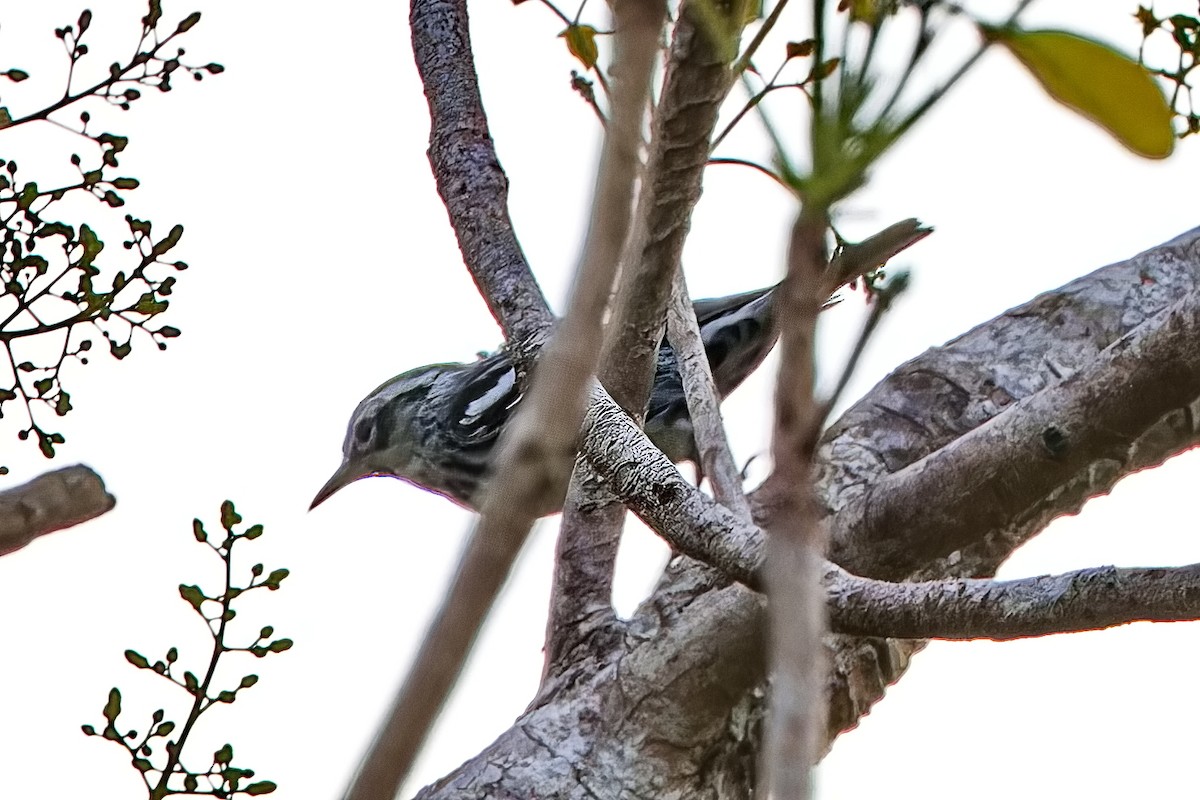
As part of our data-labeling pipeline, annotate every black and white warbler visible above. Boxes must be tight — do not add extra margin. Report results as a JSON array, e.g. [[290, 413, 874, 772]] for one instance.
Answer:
[[311, 285, 779, 511]]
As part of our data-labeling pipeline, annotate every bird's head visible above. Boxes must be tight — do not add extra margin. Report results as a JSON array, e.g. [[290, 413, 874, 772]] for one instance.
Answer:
[[309, 365, 445, 510]]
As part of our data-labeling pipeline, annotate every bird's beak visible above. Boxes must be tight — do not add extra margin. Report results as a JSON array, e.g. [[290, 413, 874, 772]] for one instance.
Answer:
[[309, 460, 366, 510]]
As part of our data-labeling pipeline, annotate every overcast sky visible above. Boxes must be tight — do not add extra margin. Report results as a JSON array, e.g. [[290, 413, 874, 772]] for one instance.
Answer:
[[1, 1, 1198, 798]]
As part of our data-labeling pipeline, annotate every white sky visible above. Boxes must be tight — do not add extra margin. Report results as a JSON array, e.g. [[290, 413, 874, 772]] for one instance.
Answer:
[[0, 1, 1198, 798]]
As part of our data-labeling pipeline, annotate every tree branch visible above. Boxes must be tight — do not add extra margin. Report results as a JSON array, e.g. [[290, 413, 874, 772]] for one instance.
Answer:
[[347, 0, 662, 794], [543, 0, 667, 681], [665, 269, 752, 519], [413, 0, 553, 347], [830, 247, 1200, 580], [759, 212, 829, 799], [825, 562, 1200, 640], [0, 465, 114, 557], [412, 227, 1200, 799]]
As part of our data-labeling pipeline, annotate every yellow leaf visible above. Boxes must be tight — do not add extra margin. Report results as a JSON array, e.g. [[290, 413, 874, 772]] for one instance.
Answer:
[[989, 27, 1174, 159], [560, 24, 599, 70]]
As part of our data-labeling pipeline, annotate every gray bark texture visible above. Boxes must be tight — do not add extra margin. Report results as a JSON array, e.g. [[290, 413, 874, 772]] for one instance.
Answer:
[[0, 465, 115, 557], [414, 229, 1200, 798]]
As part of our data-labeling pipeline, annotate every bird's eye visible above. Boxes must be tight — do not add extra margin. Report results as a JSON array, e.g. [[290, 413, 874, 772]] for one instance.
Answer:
[[354, 418, 374, 445]]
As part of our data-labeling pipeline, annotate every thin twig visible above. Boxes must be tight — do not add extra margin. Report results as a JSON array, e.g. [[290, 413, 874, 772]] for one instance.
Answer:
[[665, 269, 753, 520]]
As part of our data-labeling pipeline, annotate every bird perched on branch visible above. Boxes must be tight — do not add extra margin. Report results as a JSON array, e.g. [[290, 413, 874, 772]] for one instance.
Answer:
[[310, 285, 779, 512]]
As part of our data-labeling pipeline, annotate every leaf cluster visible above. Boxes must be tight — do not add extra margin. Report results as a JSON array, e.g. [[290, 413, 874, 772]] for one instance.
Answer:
[[0, 1, 222, 473], [1136, 4, 1200, 137], [83, 502, 289, 798]]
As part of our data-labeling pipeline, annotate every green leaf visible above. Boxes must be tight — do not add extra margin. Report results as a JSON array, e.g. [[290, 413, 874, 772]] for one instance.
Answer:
[[220, 500, 241, 530], [132, 758, 153, 773], [155, 720, 175, 737], [216, 690, 236, 703], [78, 224, 104, 267], [109, 339, 132, 360], [988, 27, 1174, 159], [183, 671, 200, 693], [559, 24, 599, 70], [263, 568, 289, 589], [55, 391, 72, 416], [214, 743, 234, 763], [144, 0, 163, 28], [37, 429, 58, 458], [133, 292, 168, 315], [176, 11, 201, 33], [33, 378, 52, 396], [183, 774, 198, 792], [268, 638, 293, 653], [5, 69, 29, 83], [243, 523, 264, 540], [246, 781, 278, 795], [193, 519, 207, 542], [103, 688, 122, 724], [178, 583, 206, 610], [35, 222, 74, 239], [239, 674, 259, 688], [151, 224, 184, 257], [16, 182, 38, 210], [124, 650, 150, 669], [81, 724, 96, 736]]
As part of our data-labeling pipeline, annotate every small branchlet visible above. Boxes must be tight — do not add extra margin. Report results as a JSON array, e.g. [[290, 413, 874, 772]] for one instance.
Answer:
[[0, 2, 222, 473], [82, 501, 289, 799], [1136, 5, 1200, 137]]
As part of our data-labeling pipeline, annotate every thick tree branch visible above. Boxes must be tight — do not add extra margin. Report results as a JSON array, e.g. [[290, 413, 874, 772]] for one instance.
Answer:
[[0, 465, 114, 557], [356, 0, 674, 792], [413, 226, 1200, 799], [413, 0, 552, 347], [600, 0, 741, 408], [548, 0, 748, 680], [805, 225, 1200, 744], [829, 236, 1200, 579]]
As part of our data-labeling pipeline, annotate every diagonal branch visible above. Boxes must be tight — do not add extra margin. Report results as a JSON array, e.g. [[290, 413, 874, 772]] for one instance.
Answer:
[[543, 0, 667, 682], [414, 0, 553, 348], [665, 268, 752, 519], [830, 254, 1200, 580], [347, 0, 662, 794], [411, 226, 1200, 799], [548, 0, 749, 676]]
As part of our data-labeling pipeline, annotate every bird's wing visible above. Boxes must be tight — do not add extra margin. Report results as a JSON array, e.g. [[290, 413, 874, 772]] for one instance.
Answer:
[[446, 352, 523, 448]]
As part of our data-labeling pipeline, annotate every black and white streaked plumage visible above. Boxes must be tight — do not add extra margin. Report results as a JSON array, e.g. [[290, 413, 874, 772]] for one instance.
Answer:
[[310, 285, 778, 512]]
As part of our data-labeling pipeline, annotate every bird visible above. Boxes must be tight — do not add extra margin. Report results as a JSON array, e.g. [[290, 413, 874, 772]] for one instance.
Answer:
[[310, 285, 779, 512]]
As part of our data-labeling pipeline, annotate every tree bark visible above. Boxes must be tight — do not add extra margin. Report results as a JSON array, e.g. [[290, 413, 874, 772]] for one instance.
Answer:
[[416, 227, 1200, 798]]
